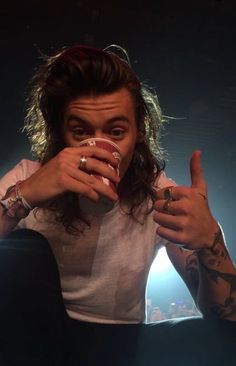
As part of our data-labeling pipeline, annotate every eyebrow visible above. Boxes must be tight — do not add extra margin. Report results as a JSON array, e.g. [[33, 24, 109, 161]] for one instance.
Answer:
[[66, 114, 130, 126]]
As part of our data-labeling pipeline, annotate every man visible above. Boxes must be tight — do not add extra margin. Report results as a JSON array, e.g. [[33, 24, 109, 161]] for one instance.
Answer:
[[0, 44, 235, 365]]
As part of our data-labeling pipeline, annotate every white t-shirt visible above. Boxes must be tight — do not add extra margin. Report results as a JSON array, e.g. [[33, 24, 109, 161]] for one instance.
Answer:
[[0, 159, 175, 324]]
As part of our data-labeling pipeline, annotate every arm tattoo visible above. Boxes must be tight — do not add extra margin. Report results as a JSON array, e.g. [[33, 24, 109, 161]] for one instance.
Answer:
[[204, 229, 230, 265], [186, 252, 199, 289], [199, 264, 236, 319], [197, 229, 236, 319]]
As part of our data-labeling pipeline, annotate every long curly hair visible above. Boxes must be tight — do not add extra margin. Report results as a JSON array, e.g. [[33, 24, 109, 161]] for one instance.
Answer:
[[24, 44, 166, 234]]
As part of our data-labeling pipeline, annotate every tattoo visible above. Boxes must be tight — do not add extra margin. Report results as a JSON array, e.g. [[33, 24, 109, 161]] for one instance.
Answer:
[[186, 252, 200, 292], [197, 229, 236, 319], [210, 229, 224, 252], [199, 229, 229, 267], [200, 264, 236, 319], [209, 229, 229, 261]]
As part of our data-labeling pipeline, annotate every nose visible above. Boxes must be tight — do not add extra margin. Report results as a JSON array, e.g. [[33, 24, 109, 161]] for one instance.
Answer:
[[93, 131, 110, 141]]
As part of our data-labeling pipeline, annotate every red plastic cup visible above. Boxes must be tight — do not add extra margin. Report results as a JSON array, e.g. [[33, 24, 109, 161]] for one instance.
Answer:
[[78, 138, 121, 214]]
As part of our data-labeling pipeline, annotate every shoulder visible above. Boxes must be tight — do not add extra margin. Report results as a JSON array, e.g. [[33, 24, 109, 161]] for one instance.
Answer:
[[16, 159, 41, 177], [1, 159, 41, 180]]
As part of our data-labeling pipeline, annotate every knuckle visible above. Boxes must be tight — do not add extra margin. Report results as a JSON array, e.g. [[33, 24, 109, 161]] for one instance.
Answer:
[[156, 225, 163, 235], [180, 216, 189, 229], [62, 146, 71, 154], [57, 151, 66, 164], [58, 160, 68, 171], [181, 203, 191, 215], [181, 206, 188, 215], [155, 200, 162, 209], [57, 147, 71, 160]]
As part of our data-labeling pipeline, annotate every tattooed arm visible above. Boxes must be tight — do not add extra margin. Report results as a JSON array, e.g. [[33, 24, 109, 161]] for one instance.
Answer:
[[154, 151, 236, 320], [166, 227, 236, 321], [196, 228, 236, 321]]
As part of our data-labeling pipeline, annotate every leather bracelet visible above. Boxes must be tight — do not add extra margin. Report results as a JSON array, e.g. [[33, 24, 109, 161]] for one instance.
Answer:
[[0, 181, 32, 220]]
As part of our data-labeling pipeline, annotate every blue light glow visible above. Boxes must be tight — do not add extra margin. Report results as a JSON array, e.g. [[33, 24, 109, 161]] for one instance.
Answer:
[[149, 247, 173, 273]]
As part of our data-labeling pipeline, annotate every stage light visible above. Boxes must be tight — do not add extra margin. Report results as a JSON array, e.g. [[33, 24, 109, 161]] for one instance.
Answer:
[[149, 247, 173, 273]]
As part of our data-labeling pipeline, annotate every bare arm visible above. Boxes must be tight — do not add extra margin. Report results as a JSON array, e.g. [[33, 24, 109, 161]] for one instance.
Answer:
[[166, 228, 236, 321], [197, 229, 236, 320], [154, 150, 236, 321]]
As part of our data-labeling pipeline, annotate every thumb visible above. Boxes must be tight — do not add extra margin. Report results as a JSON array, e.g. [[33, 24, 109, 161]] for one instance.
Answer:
[[190, 150, 207, 193]]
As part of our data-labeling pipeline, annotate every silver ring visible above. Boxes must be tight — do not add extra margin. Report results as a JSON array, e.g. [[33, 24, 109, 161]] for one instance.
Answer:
[[79, 156, 88, 171], [163, 199, 171, 213], [163, 187, 173, 201]]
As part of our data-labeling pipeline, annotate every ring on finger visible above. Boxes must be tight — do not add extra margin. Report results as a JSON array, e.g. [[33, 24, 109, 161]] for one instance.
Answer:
[[163, 187, 173, 201], [198, 192, 207, 200], [163, 199, 171, 213], [79, 156, 88, 171]]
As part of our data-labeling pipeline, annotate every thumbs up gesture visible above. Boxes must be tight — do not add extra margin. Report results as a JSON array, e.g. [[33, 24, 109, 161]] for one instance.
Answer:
[[153, 150, 219, 250]]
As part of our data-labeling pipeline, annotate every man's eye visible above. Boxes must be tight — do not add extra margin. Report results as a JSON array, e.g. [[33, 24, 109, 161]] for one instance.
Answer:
[[110, 129, 125, 137], [73, 128, 88, 136]]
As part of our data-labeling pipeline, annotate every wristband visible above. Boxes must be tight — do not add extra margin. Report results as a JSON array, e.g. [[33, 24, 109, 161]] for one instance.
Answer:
[[0, 181, 32, 220]]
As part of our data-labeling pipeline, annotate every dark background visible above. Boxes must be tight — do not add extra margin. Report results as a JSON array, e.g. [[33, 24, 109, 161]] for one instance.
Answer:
[[1, 0, 236, 313]]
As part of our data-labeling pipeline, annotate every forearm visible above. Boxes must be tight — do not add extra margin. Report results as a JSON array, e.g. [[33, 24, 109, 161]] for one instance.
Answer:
[[196, 228, 236, 321]]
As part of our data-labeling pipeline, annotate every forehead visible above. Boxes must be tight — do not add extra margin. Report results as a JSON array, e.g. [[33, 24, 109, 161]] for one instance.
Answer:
[[64, 88, 135, 116]]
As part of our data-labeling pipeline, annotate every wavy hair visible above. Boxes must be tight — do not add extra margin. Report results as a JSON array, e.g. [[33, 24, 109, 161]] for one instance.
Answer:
[[24, 44, 166, 234]]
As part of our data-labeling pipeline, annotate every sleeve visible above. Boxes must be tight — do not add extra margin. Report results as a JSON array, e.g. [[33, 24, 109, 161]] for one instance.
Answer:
[[0, 159, 41, 199], [153, 170, 177, 190]]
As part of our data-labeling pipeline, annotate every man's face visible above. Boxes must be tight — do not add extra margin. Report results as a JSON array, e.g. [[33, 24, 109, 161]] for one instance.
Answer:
[[63, 88, 138, 179]]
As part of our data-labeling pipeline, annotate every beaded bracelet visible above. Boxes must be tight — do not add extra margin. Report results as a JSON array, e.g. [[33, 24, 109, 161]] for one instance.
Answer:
[[0, 180, 32, 219]]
